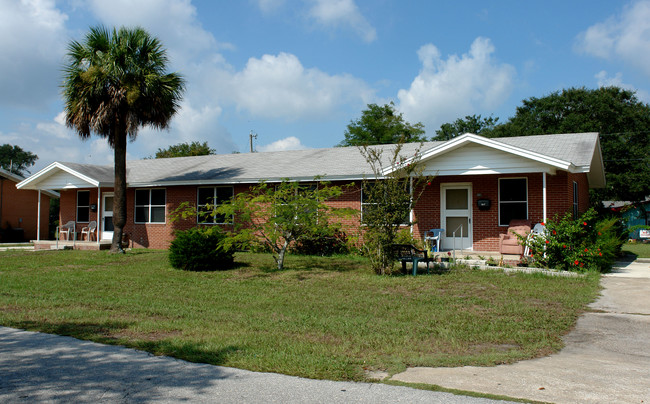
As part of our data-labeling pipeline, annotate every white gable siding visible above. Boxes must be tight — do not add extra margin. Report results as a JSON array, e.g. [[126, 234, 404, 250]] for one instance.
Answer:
[[422, 144, 557, 176], [29, 170, 97, 190]]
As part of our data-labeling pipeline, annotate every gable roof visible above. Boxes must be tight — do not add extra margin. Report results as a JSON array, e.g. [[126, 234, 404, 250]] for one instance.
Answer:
[[386, 132, 605, 186], [17, 132, 605, 190]]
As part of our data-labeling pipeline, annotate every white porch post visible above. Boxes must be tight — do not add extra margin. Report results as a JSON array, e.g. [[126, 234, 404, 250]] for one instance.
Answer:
[[409, 176, 414, 235], [542, 172, 547, 223], [95, 189, 104, 244], [37, 189, 41, 241], [97, 186, 101, 244]]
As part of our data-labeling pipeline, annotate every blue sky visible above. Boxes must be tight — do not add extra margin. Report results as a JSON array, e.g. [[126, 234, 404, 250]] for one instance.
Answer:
[[2, 0, 650, 173]]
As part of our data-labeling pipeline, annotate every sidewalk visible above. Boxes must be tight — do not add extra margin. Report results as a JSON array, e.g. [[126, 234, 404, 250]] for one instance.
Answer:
[[392, 260, 650, 403]]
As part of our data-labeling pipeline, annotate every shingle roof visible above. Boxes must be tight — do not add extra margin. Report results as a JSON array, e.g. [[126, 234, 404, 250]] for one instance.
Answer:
[[55, 132, 600, 186], [495, 132, 598, 168]]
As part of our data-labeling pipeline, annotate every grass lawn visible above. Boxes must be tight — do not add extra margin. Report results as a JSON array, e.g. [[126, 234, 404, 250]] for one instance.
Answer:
[[0, 250, 600, 381], [622, 241, 650, 258]]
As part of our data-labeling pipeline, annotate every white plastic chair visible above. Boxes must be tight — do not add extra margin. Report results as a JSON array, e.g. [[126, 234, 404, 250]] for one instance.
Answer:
[[57, 221, 76, 241], [81, 221, 97, 241], [524, 223, 547, 257], [424, 228, 444, 253]]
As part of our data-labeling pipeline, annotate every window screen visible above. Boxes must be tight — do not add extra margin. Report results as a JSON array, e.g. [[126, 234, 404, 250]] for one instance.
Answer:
[[77, 190, 90, 223], [197, 186, 234, 224], [499, 178, 527, 226], [135, 189, 166, 223]]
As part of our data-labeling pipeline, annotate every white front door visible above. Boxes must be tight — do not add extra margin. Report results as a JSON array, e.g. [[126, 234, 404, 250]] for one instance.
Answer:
[[101, 193, 114, 240], [441, 184, 473, 250]]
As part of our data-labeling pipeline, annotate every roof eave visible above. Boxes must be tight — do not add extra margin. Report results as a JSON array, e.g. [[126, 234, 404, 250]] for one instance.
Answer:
[[382, 133, 574, 176], [17, 162, 101, 189]]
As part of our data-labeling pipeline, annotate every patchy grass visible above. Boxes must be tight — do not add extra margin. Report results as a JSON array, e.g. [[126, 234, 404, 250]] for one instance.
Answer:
[[0, 250, 600, 381], [622, 242, 650, 258]]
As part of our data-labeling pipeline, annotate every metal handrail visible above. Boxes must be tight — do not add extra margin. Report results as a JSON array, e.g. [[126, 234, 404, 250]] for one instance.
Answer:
[[451, 224, 463, 261]]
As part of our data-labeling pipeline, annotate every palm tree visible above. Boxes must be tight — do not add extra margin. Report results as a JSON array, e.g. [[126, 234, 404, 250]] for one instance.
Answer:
[[63, 26, 185, 252]]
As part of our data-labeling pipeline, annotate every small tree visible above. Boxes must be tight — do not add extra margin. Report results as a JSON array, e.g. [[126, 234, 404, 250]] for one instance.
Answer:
[[173, 179, 351, 270], [359, 143, 432, 274]]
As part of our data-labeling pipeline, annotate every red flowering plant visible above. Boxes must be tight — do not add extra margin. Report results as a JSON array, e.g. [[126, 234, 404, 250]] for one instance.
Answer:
[[521, 208, 625, 272]]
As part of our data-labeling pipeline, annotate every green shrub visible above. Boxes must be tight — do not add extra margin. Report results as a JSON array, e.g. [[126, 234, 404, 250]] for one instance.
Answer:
[[523, 208, 625, 272], [393, 227, 423, 249], [169, 227, 235, 271], [291, 224, 349, 256]]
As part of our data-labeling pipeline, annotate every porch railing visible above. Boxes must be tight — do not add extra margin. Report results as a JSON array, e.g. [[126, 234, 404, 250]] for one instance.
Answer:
[[451, 224, 464, 261]]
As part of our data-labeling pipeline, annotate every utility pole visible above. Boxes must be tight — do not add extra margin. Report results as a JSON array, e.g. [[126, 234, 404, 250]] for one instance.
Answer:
[[249, 131, 258, 153]]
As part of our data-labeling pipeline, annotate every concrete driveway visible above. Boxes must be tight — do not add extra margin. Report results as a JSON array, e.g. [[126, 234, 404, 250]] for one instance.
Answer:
[[392, 259, 650, 403]]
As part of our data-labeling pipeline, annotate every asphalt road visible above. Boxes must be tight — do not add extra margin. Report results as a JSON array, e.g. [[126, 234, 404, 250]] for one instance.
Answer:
[[0, 327, 507, 404]]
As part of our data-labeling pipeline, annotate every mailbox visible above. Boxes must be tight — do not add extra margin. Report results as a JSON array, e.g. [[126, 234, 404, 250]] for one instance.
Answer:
[[477, 199, 491, 210]]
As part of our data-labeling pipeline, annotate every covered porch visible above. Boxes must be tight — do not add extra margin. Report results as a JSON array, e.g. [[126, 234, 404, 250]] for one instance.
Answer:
[[16, 162, 116, 246]]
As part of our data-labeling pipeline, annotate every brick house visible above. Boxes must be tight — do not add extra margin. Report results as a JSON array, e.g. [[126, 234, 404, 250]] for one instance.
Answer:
[[1, 167, 58, 242], [16, 133, 605, 251]]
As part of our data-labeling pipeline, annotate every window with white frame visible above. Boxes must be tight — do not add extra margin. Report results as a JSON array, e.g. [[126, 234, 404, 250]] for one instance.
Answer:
[[135, 188, 166, 223], [273, 182, 319, 222], [498, 178, 528, 226], [361, 181, 410, 225], [77, 190, 90, 223], [573, 181, 579, 218], [197, 186, 234, 224]]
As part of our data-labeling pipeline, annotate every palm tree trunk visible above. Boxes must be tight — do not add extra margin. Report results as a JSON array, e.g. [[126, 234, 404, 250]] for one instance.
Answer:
[[110, 125, 127, 253]]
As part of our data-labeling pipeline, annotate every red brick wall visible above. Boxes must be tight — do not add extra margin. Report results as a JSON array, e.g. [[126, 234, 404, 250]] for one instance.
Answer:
[[56, 171, 592, 251], [1, 178, 51, 241]]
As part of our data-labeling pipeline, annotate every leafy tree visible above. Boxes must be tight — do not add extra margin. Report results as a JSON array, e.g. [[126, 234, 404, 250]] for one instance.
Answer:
[[433, 114, 499, 141], [486, 87, 650, 203], [338, 102, 426, 146], [0, 144, 38, 176], [359, 143, 432, 274], [171, 179, 351, 270], [63, 26, 185, 253], [153, 141, 215, 158]]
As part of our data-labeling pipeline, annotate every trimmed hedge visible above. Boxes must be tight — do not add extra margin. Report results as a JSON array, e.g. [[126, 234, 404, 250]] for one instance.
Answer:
[[291, 225, 349, 256], [169, 227, 235, 271]]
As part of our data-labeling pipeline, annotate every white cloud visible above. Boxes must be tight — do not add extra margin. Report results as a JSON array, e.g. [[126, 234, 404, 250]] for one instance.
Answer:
[[397, 37, 515, 132], [0, 0, 68, 108], [576, 0, 650, 77], [84, 0, 234, 66], [135, 101, 238, 157], [223, 52, 374, 120], [257, 136, 309, 152], [0, 112, 111, 173], [307, 0, 376, 42], [595, 70, 650, 102], [257, 0, 285, 13], [35, 112, 71, 140]]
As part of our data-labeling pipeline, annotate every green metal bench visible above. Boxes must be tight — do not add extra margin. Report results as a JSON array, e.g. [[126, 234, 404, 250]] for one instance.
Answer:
[[390, 244, 432, 275]]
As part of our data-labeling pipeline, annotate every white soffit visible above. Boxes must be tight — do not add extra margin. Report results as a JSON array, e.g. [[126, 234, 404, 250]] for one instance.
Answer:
[[421, 143, 558, 176]]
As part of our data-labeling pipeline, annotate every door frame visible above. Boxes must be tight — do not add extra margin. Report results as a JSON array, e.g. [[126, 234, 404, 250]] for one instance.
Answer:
[[101, 192, 114, 241], [440, 183, 473, 250]]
